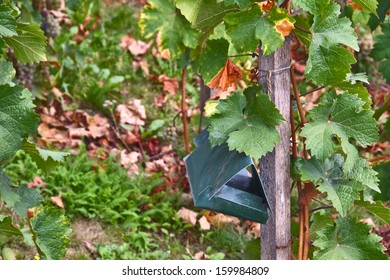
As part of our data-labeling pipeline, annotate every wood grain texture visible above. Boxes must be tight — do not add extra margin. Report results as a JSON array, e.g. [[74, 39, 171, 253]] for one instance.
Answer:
[[258, 38, 291, 260]]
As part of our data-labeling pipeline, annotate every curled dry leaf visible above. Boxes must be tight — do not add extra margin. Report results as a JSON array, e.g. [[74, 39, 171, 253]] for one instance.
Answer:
[[207, 59, 243, 91], [177, 207, 198, 226], [50, 194, 64, 209], [258, 0, 276, 12]]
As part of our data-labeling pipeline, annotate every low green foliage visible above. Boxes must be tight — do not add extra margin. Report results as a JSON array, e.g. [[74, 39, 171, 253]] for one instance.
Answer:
[[7, 147, 181, 230]]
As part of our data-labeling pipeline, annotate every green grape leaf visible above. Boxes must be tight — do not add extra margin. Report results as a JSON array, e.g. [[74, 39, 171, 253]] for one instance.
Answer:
[[346, 73, 369, 84], [0, 216, 23, 245], [176, 0, 239, 43], [306, 46, 356, 85], [0, 84, 39, 162], [373, 161, 390, 201], [371, 21, 390, 84], [4, 22, 46, 63], [198, 39, 229, 83], [30, 206, 71, 260], [139, 0, 199, 58], [353, 0, 378, 17], [301, 92, 378, 163], [299, 155, 364, 216], [0, 169, 43, 217], [208, 86, 284, 159], [0, 60, 15, 85], [12, 185, 43, 217], [218, 0, 252, 9], [352, 9, 371, 25], [345, 158, 379, 192], [334, 81, 372, 109], [310, 212, 334, 240], [368, 0, 390, 30], [313, 217, 388, 260], [355, 200, 390, 226], [295, 0, 358, 85], [22, 140, 69, 175], [0, 4, 17, 38], [225, 5, 294, 55], [0, 169, 19, 207], [293, 15, 312, 47]]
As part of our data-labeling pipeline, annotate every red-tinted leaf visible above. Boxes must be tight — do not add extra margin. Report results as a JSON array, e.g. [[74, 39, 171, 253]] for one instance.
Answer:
[[207, 59, 243, 91]]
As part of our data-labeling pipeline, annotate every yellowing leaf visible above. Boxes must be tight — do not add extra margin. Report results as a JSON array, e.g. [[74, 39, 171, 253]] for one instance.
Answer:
[[275, 19, 295, 37], [207, 59, 242, 91]]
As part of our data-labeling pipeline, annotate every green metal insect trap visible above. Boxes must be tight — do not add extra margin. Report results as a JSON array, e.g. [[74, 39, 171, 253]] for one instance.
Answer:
[[184, 129, 269, 224]]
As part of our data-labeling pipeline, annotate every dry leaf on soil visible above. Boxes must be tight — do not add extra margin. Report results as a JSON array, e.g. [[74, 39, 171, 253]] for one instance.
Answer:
[[177, 207, 198, 226], [198, 216, 211, 230], [115, 99, 146, 126], [120, 150, 140, 175], [204, 211, 240, 227], [120, 34, 152, 56], [158, 74, 179, 95], [194, 251, 206, 260]]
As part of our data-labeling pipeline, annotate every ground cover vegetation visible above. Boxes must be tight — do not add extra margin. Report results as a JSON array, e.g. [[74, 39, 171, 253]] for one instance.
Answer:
[[0, 0, 389, 260]]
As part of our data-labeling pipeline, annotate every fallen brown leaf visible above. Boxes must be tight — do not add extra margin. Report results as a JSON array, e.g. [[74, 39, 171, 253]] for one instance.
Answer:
[[115, 100, 146, 126], [50, 194, 64, 209], [120, 34, 152, 56], [194, 251, 205, 260], [158, 74, 179, 95], [28, 176, 46, 189], [177, 207, 198, 226], [205, 211, 241, 227], [198, 216, 211, 230]]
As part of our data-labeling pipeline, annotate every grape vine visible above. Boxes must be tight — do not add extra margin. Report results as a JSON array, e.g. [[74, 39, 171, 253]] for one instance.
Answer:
[[139, 0, 390, 259], [0, 0, 70, 260]]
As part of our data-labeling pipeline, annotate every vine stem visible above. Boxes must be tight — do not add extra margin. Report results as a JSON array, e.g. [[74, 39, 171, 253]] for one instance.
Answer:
[[301, 86, 326, 97], [290, 93, 304, 260], [228, 53, 259, 58], [290, 63, 316, 260], [181, 66, 191, 154], [294, 25, 311, 34]]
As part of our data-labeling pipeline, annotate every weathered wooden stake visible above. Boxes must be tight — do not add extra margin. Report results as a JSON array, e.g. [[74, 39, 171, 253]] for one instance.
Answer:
[[258, 38, 291, 260]]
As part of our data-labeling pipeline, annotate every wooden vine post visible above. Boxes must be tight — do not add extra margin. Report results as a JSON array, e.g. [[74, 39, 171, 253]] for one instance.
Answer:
[[258, 38, 291, 260]]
